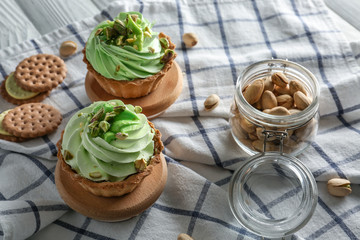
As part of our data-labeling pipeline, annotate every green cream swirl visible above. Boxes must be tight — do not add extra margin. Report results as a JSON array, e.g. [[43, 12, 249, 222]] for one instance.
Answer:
[[61, 100, 155, 182], [85, 11, 165, 80]]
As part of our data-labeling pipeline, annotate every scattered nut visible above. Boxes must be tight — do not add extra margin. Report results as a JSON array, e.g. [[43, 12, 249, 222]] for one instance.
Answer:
[[240, 117, 256, 134], [261, 90, 277, 110], [327, 178, 352, 197], [289, 79, 307, 95], [263, 106, 290, 116], [289, 108, 301, 115], [204, 94, 220, 111], [183, 33, 198, 48], [178, 233, 194, 240], [276, 94, 294, 109], [243, 79, 264, 105], [294, 91, 311, 110], [271, 72, 289, 88], [59, 40, 77, 57], [274, 85, 291, 95], [263, 76, 275, 92]]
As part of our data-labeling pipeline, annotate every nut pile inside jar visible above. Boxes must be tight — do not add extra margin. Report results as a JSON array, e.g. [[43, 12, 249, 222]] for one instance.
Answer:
[[231, 71, 318, 154]]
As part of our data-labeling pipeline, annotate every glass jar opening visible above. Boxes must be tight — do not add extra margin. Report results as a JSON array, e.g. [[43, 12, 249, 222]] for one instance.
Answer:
[[228, 153, 318, 238]]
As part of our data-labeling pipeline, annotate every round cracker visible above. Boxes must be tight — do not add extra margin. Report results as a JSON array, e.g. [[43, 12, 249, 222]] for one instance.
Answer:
[[0, 77, 51, 105], [2, 103, 62, 138], [14, 54, 67, 92], [0, 109, 28, 142]]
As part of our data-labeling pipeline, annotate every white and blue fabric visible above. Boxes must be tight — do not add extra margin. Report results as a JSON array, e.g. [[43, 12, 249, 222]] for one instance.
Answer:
[[0, 0, 360, 239]]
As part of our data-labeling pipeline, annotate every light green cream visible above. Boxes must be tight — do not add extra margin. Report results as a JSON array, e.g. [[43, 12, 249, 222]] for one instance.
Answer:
[[61, 100, 155, 182], [85, 11, 165, 80]]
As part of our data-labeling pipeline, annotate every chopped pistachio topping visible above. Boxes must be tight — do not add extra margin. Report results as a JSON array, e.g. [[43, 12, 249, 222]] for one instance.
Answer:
[[89, 171, 102, 178], [159, 38, 169, 49], [134, 158, 147, 172], [134, 106, 142, 113], [105, 27, 117, 40], [95, 28, 103, 36], [90, 107, 104, 123], [90, 126, 100, 137], [113, 105, 126, 114], [63, 150, 74, 160], [113, 19, 126, 35], [148, 47, 155, 53], [131, 14, 139, 22], [160, 49, 175, 63], [115, 35, 124, 46], [99, 120, 110, 132], [126, 37, 136, 43], [133, 45, 138, 50], [116, 132, 129, 140], [116, 65, 121, 72], [144, 31, 152, 38], [104, 112, 116, 122]]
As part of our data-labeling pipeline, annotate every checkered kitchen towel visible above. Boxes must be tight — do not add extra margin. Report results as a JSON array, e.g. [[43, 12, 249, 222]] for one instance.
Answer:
[[1, 0, 360, 239]]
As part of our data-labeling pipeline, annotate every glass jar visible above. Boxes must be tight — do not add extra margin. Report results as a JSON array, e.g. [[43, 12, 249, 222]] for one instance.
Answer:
[[228, 59, 319, 238], [229, 59, 320, 156], [228, 153, 318, 238]]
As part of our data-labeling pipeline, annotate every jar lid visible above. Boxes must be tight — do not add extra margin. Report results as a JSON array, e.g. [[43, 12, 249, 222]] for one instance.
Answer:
[[228, 152, 317, 238]]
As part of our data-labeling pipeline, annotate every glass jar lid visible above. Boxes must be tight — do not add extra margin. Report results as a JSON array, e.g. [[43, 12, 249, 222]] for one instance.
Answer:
[[228, 152, 318, 238]]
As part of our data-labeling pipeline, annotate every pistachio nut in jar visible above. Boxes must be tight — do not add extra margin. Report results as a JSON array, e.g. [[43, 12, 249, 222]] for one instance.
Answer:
[[229, 59, 320, 156]]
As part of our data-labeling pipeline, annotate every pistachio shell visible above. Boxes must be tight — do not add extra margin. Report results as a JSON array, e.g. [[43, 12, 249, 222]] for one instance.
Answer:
[[243, 79, 264, 105], [294, 91, 311, 110], [183, 33, 198, 48], [261, 90, 277, 110], [178, 233, 194, 240], [59, 41, 77, 57], [263, 106, 290, 116], [240, 117, 256, 133], [289, 79, 307, 95], [274, 85, 291, 95], [276, 94, 294, 109], [271, 72, 289, 88], [327, 178, 352, 197], [263, 76, 275, 92], [204, 94, 220, 111]]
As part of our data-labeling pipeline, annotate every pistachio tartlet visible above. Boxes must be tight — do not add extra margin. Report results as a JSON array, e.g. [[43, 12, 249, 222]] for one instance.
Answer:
[[57, 100, 164, 197], [83, 11, 176, 98]]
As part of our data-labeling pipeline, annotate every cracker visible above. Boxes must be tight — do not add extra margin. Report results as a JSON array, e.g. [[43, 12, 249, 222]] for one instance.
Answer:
[[0, 133, 27, 142], [0, 109, 28, 142], [2, 103, 62, 138], [14, 54, 67, 92], [1, 77, 51, 105]]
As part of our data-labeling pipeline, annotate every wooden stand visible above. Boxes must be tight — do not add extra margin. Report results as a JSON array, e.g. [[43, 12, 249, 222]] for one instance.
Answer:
[[55, 153, 168, 222], [85, 62, 183, 119]]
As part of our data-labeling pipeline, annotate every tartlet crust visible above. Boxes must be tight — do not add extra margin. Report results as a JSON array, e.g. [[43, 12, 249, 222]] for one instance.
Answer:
[[82, 32, 177, 99], [56, 121, 164, 197]]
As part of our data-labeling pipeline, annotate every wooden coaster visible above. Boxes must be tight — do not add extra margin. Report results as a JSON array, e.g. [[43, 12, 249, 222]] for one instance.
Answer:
[[85, 62, 183, 119], [55, 153, 168, 222]]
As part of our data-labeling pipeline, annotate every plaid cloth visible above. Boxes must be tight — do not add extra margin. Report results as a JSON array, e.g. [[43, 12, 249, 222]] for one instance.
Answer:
[[1, 0, 360, 239]]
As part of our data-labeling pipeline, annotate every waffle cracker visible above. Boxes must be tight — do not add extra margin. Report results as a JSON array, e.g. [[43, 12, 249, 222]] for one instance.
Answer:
[[3, 103, 62, 138], [1, 77, 51, 105], [14, 54, 67, 92]]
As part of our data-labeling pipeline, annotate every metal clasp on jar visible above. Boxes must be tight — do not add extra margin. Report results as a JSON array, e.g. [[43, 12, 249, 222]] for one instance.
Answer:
[[261, 129, 288, 154]]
